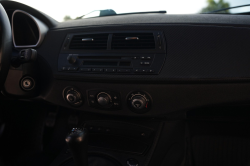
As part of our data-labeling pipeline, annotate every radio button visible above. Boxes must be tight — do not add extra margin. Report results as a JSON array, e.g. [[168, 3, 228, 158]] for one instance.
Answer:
[[134, 69, 147, 73], [147, 69, 155, 73], [72, 67, 78, 71], [140, 62, 151, 65], [67, 67, 78, 71], [118, 69, 131, 73], [105, 68, 116, 73], [125, 69, 131, 73], [80, 68, 91, 72], [132, 56, 140, 60], [92, 68, 103, 72], [134, 69, 140, 73]]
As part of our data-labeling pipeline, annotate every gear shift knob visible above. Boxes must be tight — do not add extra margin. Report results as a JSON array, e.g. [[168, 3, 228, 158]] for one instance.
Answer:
[[65, 128, 88, 166]]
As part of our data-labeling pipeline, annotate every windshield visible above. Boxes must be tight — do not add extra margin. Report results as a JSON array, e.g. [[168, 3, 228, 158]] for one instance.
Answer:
[[10, 0, 250, 22]]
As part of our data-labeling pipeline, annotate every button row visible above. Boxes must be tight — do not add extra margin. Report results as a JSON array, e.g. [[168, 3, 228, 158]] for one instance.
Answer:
[[133, 56, 152, 60], [62, 67, 154, 73], [140, 61, 151, 65], [62, 67, 78, 71], [62, 67, 131, 73], [134, 69, 154, 73]]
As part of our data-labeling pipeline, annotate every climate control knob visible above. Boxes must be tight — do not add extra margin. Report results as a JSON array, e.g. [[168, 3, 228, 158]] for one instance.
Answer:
[[66, 91, 79, 104], [63, 87, 83, 107], [131, 96, 146, 109], [97, 93, 111, 106], [127, 91, 152, 113]]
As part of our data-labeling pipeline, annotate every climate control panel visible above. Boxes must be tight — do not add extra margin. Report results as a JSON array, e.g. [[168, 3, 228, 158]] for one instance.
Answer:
[[63, 87, 152, 113], [88, 90, 121, 110]]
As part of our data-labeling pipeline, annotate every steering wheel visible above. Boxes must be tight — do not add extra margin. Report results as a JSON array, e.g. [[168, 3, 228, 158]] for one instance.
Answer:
[[0, 4, 12, 89]]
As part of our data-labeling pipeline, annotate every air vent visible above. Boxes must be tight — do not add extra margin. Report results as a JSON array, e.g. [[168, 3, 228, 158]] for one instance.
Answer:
[[69, 34, 109, 49], [111, 33, 155, 49]]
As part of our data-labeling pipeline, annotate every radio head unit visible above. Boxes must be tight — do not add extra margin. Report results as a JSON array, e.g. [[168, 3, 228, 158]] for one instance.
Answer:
[[58, 54, 165, 74]]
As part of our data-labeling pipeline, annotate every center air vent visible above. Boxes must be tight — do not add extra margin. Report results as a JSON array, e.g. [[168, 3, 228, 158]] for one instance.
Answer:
[[69, 34, 109, 49], [111, 33, 155, 49]]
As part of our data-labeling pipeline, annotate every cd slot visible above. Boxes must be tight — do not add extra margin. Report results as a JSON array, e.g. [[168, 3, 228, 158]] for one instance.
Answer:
[[83, 61, 118, 66], [78, 56, 121, 60], [119, 61, 131, 66], [82, 61, 131, 67]]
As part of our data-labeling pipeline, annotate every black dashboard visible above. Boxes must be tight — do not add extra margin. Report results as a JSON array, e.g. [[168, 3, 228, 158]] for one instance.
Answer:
[[2, 1, 250, 117], [2, 1, 250, 166]]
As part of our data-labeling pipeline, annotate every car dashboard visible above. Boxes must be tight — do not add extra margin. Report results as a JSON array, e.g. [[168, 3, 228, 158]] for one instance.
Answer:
[[5, 6, 250, 116], [1, 1, 250, 166]]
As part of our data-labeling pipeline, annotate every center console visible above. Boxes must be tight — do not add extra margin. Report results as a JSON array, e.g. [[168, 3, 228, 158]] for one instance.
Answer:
[[57, 31, 166, 114]]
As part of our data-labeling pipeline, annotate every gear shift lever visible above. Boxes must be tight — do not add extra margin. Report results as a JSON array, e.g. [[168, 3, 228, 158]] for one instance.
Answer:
[[65, 128, 88, 166]]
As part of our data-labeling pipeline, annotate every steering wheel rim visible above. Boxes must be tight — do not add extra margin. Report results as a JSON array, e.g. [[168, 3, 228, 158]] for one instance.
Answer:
[[0, 3, 12, 89]]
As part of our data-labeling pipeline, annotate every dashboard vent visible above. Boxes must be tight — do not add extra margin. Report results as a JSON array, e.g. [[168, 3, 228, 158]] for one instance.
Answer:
[[69, 34, 109, 49], [111, 33, 155, 49]]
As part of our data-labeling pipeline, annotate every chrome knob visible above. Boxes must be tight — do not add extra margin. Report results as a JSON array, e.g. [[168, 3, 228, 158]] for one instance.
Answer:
[[97, 93, 110, 106], [63, 87, 83, 107], [66, 93, 77, 103], [131, 96, 146, 109]]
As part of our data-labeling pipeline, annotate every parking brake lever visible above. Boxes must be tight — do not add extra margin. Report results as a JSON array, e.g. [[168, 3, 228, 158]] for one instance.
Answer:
[[65, 128, 88, 166]]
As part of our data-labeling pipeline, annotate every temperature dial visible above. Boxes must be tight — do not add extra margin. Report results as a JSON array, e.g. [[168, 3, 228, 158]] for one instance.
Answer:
[[63, 86, 83, 107], [127, 91, 152, 113], [131, 96, 146, 109]]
